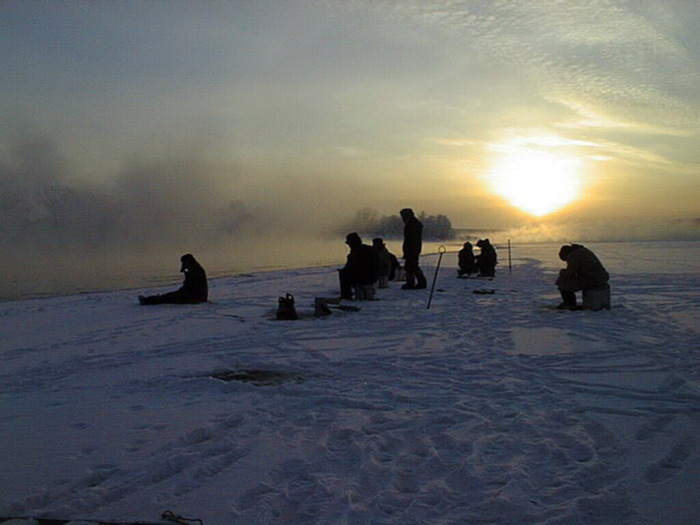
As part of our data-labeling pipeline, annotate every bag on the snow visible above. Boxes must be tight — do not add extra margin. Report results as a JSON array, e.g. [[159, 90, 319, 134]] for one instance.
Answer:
[[276, 293, 298, 320]]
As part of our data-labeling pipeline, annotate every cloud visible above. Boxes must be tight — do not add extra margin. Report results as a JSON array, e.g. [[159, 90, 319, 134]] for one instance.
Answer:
[[0, 129, 429, 253], [2, 1, 698, 245], [0, 131, 278, 251], [499, 217, 700, 243]]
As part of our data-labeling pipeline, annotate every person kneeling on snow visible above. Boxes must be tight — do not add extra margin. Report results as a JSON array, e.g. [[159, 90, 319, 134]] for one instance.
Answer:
[[139, 253, 208, 305], [458, 241, 478, 277], [555, 244, 609, 310], [475, 238, 498, 277]]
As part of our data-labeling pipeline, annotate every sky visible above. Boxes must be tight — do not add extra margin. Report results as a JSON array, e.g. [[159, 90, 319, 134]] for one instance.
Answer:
[[1, 0, 699, 257]]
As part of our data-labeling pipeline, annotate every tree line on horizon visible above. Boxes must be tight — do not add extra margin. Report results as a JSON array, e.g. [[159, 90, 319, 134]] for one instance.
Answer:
[[339, 208, 456, 240]]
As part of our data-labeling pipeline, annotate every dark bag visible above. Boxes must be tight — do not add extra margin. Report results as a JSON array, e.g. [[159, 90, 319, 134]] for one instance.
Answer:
[[276, 293, 298, 320]]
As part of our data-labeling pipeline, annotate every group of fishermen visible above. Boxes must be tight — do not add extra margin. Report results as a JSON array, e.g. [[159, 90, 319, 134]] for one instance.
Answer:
[[138, 208, 609, 311], [456, 238, 498, 278], [338, 208, 428, 300]]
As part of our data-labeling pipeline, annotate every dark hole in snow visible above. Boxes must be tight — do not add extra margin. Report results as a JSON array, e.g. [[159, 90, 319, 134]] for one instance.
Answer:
[[210, 369, 304, 386]]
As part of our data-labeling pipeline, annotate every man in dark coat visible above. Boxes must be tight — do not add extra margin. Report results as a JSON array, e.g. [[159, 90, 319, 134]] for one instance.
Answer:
[[555, 244, 609, 309], [139, 253, 208, 305], [338, 232, 380, 300], [458, 241, 478, 277], [475, 238, 498, 277], [400, 208, 427, 289]]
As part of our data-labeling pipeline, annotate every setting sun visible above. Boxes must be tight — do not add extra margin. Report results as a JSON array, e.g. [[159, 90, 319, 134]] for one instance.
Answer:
[[486, 144, 584, 217]]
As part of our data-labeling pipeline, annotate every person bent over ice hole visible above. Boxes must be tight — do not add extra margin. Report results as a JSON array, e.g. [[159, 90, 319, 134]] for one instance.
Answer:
[[372, 237, 395, 289], [139, 253, 208, 305], [400, 208, 427, 290], [555, 244, 609, 310], [338, 232, 380, 300], [457, 241, 478, 277], [475, 238, 497, 277]]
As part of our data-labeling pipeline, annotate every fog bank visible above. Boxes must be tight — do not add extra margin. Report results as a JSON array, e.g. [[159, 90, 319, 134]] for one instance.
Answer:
[[2, 131, 697, 301]]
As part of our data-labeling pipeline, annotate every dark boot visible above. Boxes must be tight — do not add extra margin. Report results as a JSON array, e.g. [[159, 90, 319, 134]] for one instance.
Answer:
[[402, 272, 416, 290], [557, 290, 577, 310], [338, 269, 353, 299], [415, 269, 427, 289]]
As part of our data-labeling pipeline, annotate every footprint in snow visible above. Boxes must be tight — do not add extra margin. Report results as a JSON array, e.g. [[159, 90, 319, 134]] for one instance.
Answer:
[[644, 434, 698, 483]]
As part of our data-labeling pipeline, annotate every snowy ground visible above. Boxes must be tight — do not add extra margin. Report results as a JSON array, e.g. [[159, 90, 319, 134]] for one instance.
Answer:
[[1, 243, 699, 524]]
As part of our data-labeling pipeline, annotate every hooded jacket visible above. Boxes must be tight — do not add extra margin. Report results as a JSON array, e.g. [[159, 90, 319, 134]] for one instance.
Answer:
[[556, 244, 609, 292]]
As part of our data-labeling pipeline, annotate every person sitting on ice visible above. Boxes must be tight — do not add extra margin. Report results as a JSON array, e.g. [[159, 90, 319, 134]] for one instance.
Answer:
[[372, 237, 393, 288], [388, 250, 402, 281], [555, 244, 609, 310], [139, 253, 208, 305], [475, 238, 498, 277], [457, 241, 478, 277], [338, 232, 379, 300]]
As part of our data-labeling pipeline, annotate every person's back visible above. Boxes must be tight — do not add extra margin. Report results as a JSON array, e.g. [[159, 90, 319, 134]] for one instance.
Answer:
[[179, 259, 208, 302], [458, 242, 476, 276], [139, 253, 208, 305], [372, 238, 392, 279], [476, 239, 497, 277], [347, 243, 380, 285], [339, 232, 380, 299], [565, 244, 608, 289], [555, 244, 609, 309]]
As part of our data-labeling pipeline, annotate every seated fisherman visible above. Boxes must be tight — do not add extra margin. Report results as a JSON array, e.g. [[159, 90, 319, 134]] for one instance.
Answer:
[[339, 232, 379, 300], [475, 238, 498, 277], [139, 253, 208, 305], [457, 241, 478, 277], [555, 244, 609, 310], [372, 237, 392, 288]]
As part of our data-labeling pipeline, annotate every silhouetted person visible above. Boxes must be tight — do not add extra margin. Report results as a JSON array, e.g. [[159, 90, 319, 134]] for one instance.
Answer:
[[372, 237, 393, 288], [457, 241, 478, 277], [400, 208, 427, 289], [475, 238, 497, 277], [338, 232, 380, 300], [139, 253, 208, 305], [555, 244, 609, 310], [388, 251, 401, 281]]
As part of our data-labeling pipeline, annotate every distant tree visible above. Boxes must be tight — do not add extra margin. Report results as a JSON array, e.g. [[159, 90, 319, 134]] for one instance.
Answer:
[[423, 213, 455, 240], [377, 214, 403, 237], [340, 208, 455, 240], [337, 207, 380, 235]]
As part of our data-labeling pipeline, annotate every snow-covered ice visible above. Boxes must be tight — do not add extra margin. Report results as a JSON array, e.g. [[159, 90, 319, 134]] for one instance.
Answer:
[[1, 242, 698, 524]]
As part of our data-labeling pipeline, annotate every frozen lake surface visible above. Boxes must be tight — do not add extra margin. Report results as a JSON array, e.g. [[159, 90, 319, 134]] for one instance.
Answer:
[[1, 241, 698, 524]]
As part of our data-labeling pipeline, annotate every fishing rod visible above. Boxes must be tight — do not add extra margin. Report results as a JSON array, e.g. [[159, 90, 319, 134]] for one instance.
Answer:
[[427, 245, 447, 310]]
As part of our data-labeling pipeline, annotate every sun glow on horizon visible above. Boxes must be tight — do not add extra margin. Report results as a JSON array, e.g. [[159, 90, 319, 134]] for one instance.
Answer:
[[486, 143, 584, 217]]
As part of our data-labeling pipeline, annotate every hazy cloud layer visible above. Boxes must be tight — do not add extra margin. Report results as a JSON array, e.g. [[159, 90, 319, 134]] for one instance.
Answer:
[[1, 0, 698, 260]]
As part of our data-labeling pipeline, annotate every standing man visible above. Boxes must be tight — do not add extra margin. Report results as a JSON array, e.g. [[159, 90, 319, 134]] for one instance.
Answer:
[[400, 208, 427, 290]]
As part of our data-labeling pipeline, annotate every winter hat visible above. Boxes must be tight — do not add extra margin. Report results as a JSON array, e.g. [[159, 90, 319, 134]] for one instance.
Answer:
[[180, 253, 196, 271], [558, 245, 574, 261], [345, 232, 362, 246]]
